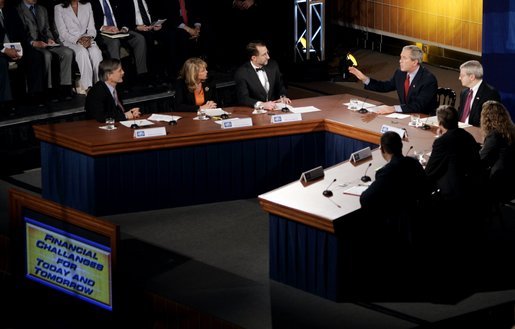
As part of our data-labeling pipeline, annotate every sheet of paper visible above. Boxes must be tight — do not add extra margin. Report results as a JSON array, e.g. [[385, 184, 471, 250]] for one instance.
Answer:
[[204, 108, 228, 117], [290, 106, 321, 113], [148, 114, 181, 122], [342, 184, 369, 196], [151, 19, 167, 26], [423, 115, 471, 128], [119, 119, 154, 128], [385, 113, 410, 119], [344, 101, 378, 110]]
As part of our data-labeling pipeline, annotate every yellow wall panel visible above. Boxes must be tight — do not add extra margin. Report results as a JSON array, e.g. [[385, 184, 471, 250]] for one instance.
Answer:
[[331, 0, 483, 53]]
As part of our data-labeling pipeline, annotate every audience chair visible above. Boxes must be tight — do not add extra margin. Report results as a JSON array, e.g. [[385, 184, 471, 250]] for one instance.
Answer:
[[436, 87, 457, 107]]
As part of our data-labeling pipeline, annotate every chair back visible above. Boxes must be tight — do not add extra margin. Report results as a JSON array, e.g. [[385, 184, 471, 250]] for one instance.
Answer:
[[436, 87, 457, 107]]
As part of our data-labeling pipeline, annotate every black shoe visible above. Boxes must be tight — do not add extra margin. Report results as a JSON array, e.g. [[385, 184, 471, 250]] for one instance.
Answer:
[[60, 85, 74, 101]]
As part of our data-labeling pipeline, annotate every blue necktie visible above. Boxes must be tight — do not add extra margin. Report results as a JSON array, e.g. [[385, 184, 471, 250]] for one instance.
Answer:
[[102, 0, 115, 26]]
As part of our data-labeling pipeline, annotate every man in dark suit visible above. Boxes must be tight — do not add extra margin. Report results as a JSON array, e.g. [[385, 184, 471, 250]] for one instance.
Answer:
[[0, 0, 25, 108], [360, 131, 430, 210], [234, 41, 290, 110], [457, 60, 501, 127], [349, 45, 438, 115], [90, 0, 148, 79], [17, 0, 74, 99], [85, 58, 141, 122], [425, 105, 482, 203]]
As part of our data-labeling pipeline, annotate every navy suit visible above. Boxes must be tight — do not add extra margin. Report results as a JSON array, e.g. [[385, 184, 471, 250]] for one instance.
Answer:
[[360, 155, 430, 210], [234, 60, 286, 107], [458, 82, 500, 127], [174, 78, 217, 112], [425, 128, 481, 202], [85, 81, 126, 122], [366, 66, 438, 114]]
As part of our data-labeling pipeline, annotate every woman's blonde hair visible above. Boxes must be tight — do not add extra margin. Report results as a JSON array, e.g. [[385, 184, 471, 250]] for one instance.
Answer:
[[480, 100, 515, 145], [179, 57, 207, 92]]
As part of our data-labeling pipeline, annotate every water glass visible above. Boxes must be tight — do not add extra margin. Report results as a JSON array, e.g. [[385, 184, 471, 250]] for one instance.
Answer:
[[349, 98, 359, 110], [105, 117, 115, 130], [410, 114, 420, 126]]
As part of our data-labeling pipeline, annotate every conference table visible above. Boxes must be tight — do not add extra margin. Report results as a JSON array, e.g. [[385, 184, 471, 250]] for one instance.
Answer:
[[34, 94, 482, 300]]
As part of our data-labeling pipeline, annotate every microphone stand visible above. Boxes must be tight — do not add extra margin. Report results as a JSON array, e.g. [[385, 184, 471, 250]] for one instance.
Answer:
[[361, 163, 372, 182]]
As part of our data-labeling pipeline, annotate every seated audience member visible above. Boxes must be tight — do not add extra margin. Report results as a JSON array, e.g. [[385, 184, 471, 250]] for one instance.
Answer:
[[54, 0, 103, 95], [0, 0, 25, 111], [90, 0, 148, 81], [17, 0, 75, 100], [85, 58, 141, 122], [479, 100, 515, 202], [425, 105, 482, 211], [160, 0, 206, 75], [118, 0, 174, 81], [174, 57, 217, 112], [234, 41, 291, 110], [348, 45, 438, 115], [457, 60, 501, 127], [360, 131, 430, 211]]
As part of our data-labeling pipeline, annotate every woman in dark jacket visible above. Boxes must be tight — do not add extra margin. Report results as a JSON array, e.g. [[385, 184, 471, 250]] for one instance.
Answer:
[[480, 100, 515, 202], [174, 57, 218, 113]]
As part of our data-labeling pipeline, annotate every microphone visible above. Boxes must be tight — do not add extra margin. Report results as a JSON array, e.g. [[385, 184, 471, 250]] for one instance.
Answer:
[[130, 110, 139, 129], [358, 96, 369, 114], [360, 163, 372, 182], [405, 145, 413, 157], [322, 178, 337, 197]]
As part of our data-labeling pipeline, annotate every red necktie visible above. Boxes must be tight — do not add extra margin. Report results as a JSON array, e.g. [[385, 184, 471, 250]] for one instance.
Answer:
[[179, 0, 188, 25], [404, 73, 410, 103], [460, 89, 473, 122]]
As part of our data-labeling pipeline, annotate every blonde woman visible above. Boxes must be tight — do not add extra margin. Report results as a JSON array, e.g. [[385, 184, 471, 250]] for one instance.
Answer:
[[174, 58, 218, 112], [479, 100, 515, 201]]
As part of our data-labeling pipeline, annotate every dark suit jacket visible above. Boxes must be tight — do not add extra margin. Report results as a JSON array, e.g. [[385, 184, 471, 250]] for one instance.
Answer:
[[425, 128, 481, 201], [16, 2, 55, 43], [161, 0, 201, 28], [174, 78, 217, 112], [458, 82, 501, 127], [360, 155, 430, 210], [118, 0, 158, 30], [480, 131, 515, 201], [85, 81, 126, 122], [366, 66, 438, 114], [234, 60, 286, 107]]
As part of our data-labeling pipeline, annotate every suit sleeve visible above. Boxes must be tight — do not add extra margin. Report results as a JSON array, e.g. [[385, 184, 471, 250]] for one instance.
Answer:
[[234, 66, 258, 107], [425, 137, 447, 189], [174, 79, 199, 112]]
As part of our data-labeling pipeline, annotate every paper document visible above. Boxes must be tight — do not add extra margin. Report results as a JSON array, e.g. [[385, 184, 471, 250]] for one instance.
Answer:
[[151, 19, 167, 26], [343, 184, 369, 196], [344, 101, 378, 111], [100, 32, 130, 39], [46, 43, 61, 47], [290, 106, 321, 114], [148, 114, 182, 122], [3, 42, 23, 56], [385, 113, 410, 119], [424, 116, 471, 129], [204, 108, 228, 117], [119, 119, 154, 128]]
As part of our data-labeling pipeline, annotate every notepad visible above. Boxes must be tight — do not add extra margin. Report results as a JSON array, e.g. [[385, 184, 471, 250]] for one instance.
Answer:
[[343, 184, 369, 196]]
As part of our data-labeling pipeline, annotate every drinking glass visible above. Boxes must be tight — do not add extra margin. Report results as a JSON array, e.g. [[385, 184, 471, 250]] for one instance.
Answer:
[[105, 117, 115, 130]]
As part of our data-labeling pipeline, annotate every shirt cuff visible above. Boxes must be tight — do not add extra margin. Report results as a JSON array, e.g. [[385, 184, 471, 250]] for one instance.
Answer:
[[363, 77, 370, 85], [394, 105, 402, 113]]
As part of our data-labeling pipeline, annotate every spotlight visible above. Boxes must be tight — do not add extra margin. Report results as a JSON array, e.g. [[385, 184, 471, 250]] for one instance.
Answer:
[[339, 52, 358, 80]]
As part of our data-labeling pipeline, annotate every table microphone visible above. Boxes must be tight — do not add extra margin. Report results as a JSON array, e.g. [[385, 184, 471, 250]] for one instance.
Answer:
[[322, 178, 337, 197], [361, 163, 372, 182], [358, 96, 369, 114], [405, 145, 413, 156], [130, 112, 139, 129]]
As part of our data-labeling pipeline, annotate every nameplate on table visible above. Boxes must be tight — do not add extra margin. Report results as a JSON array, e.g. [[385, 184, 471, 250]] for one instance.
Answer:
[[271, 113, 302, 123], [220, 118, 253, 129], [380, 124, 407, 138], [349, 146, 372, 163], [133, 127, 167, 138], [300, 166, 324, 183]]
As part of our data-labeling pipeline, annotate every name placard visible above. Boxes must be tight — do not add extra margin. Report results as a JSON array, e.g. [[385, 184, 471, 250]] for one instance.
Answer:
[[380, 124, 407, 138], [271, 113, 302, 123], [133, 127, 167, 138], [349, 146, 372, 163], [220, 118, 253, 129], [299, 166, 324, 183]]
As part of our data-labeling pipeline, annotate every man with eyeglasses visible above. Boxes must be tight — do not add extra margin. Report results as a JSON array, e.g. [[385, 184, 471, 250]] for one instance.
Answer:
[[234, 41, 291, 111]]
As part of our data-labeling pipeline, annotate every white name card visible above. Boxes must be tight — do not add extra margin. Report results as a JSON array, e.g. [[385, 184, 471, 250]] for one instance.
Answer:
[[271, 113, 302, 123], [349, 146, 372, 163], [133, 126, 167, 138], [380, 124, 407, 138], [220, 118, 253, 129]]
